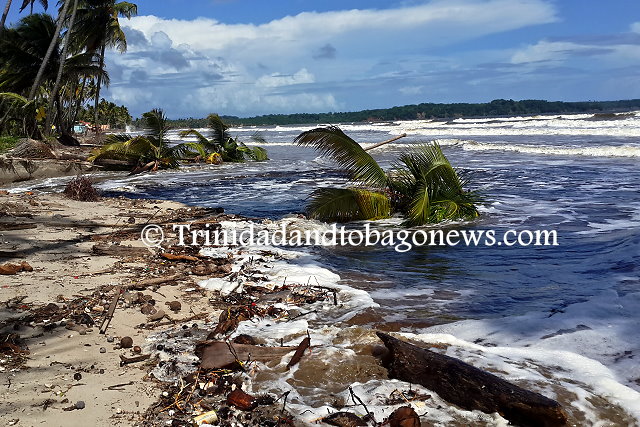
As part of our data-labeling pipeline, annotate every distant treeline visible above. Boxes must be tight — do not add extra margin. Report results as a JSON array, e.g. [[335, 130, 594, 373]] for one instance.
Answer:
[[158, 99, 640, 128]]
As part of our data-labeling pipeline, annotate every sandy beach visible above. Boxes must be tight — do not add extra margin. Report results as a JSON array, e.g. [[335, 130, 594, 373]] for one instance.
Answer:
[[0, 192, 224, 426]]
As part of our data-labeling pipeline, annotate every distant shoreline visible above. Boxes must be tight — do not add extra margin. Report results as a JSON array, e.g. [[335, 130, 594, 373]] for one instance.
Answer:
[[154, 98, 640, 128]]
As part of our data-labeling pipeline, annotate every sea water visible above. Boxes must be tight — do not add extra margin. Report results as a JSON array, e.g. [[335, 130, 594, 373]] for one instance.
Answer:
[[11, 112, 640, 424]]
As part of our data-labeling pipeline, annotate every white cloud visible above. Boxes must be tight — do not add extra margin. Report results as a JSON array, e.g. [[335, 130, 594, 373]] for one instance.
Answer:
[[511, 41, 579, 64], [107, 0, 558, 116], [631, 22, 640, 33], [256, 69, 315, 88]]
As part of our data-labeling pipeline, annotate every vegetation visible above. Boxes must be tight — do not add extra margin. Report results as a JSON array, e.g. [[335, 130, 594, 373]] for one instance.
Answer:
[[162, 99, 640, 127], [0, 0, 136, 141], [295, 126, 479, 225], [0, 135, 19, 153], [89, 108, 205, 173], [63, 174, 100, 201], [79, 99, 131, 128], [180, 113, 268, 163]]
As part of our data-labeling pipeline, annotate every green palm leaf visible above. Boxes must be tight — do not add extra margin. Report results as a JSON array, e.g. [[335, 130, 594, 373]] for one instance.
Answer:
[[295, 126, 387, 188], [307, 187, 391, 222]]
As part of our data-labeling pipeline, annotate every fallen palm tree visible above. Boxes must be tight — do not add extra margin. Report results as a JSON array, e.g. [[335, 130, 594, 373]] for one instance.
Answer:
[[295, 126, 480, 226]]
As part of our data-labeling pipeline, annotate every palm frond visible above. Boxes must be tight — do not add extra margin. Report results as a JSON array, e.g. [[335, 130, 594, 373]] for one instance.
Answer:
[[207, 113, 231, 144], [170, 142, 207, 160], [88, 135, 154, 161], [307, 187, 391, 222], [178, 129, 209, 145], [295, 126, 387, 188], [142, 108, 168, 142]]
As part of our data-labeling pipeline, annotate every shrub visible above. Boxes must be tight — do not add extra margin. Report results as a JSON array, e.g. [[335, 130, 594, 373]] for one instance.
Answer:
[[63, 175, 100, 202], [0, 136, 19, 154]]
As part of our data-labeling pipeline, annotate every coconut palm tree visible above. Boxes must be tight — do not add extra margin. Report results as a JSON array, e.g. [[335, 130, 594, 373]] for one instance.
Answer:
[[20, 0, 48, 14], [0, 12, 105, 137], [180, 113, 268, 163], [44, 0, 77, 134], [295, 126, 479, 225], [27, 0, 67, 100], [70, 0, 136, 130], [89, 108, 206, 173], [1, 0, 14, 33]]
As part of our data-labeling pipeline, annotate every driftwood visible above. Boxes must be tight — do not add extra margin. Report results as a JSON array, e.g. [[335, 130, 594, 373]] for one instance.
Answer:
[[0, 222, 37, 231], [376, 332, 567, 427], [364, 133, 407, 151], [99, 285, 122, 334], [160, 252, 199, 262], [92, 244, 150, 257], [286, 334, 310, 369], [128, 274, 184, 290], [196, 341, 294, 370]]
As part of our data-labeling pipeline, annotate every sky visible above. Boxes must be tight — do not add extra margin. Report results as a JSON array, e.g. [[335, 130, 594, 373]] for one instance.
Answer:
[[6, 0, 640, 118]]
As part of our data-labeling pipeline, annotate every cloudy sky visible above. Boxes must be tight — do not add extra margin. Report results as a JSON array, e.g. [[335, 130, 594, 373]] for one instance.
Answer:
[[7, 0, 640, 118]]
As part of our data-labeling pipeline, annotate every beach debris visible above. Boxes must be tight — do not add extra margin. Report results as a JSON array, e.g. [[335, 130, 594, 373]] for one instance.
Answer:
[[160, 252, 199, 262], [92, 244, 150, 258], [0, 261, 33, 275], [120, 336, 133, 348], [196, 341, 294, 370], [376, 332, 568, 427], [166, 301, 181, 312], [119, 353, 151, 366], [128, 274, 184, 290], [63, 175, 100, 202], [387, 406, 420, 427], [227, 388, 257, 411], [63, 400, 86, 411], [193, 410, 219, 425], [147, 309, 166, 322], [322, 412, 367, 426], [286, 332, 310, 370], [99, 285, 122, 334]]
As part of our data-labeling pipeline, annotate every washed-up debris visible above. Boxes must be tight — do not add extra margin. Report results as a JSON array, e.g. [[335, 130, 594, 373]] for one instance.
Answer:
[[196, 341, 294, 370], [227, 388, 257, 411], [99, 285, 122, 334], [120, 336, 133, 349], [63, 400, 86, 411], [120, 353, 151, 366], [386, 406, 421, 427], [322, 411, 368, 426], [0, 261, 33, 275], [376, 332, 568, 427], [286, 332, 310, 369], [193, 410, 218, 425], [166, 301, 182, 312], [0, 333, 29, 369], [160, 252, 199, 262]]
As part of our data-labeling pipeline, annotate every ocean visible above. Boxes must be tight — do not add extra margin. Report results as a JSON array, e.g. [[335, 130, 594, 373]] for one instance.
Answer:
[[14, 112, 640, 424]]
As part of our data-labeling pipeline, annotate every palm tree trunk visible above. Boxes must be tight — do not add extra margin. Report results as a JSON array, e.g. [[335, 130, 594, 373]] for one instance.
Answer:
[[45, 0, 78, 135], [28, 0, 71, 101], [93, 43, 106, 132], [0, 0, 13, 33]]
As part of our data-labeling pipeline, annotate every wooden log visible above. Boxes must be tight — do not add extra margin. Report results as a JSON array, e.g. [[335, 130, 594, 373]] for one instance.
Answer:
[[92, 244, 151, 257], [127, 274, 184, 290], [364, 133, 407, 151], [376, 332, 567, 427]]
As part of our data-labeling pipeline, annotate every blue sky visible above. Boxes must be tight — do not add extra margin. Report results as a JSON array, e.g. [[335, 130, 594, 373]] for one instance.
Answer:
[[6, 0, 640, 118]]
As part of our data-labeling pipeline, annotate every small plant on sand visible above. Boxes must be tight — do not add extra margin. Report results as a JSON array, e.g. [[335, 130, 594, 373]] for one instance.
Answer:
[[63, 175, 101, 201], [295, 126, 480, 226], [89, 108, 206, 174], [180, 113, 268, 163]]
